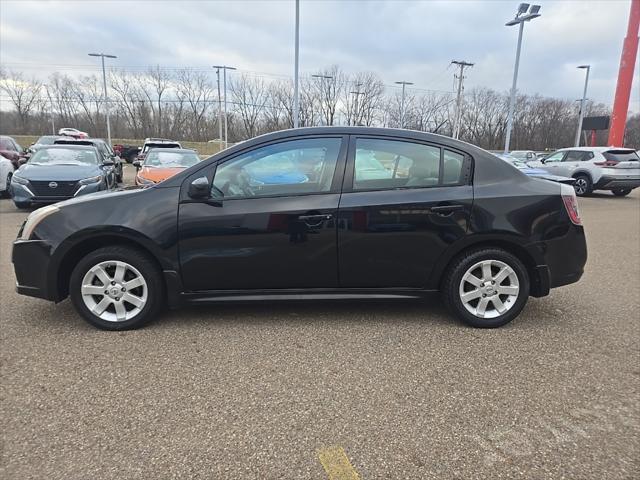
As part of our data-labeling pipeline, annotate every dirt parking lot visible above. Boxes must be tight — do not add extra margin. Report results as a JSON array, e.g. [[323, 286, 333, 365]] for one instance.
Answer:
[[1, 165, 639, 479]]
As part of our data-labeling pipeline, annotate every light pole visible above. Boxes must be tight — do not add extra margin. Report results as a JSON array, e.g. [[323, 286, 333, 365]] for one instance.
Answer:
[[312, 74, 333, 125], [213, 65, 236, 148], [88, 53, 117, 145], [574, 65, 591, 147], [293, 0, 300, 128], [451, 60, 474, 139], [395, 81, 413, 129], [350, 83, 363, 126], [503, 3, 541, 154], [43, 84, 55, 134], [214, 67, 223, 150]]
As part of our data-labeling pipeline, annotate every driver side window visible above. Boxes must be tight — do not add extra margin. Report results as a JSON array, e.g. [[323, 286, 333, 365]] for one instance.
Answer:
[[545, 152, 565, 163], [212, 138, 342, 199]]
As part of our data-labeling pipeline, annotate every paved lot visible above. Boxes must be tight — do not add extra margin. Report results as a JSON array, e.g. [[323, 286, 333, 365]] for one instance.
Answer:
[[1, 166, 639, 479]]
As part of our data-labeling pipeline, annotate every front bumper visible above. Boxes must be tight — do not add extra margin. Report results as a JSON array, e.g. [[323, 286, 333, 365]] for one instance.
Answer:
[[12, 239, 55, 301], [11, 181, 103, 205], [594, 175, 640, 190]]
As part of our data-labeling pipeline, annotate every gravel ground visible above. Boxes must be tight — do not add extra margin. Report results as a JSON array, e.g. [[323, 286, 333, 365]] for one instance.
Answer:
[[1, 166, 638, 479]]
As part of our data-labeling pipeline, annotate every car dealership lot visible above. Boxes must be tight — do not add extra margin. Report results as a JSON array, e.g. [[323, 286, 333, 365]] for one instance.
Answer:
[[1, 168, 638, 479]]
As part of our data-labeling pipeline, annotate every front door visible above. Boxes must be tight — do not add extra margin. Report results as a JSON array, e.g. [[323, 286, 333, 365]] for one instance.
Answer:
[[178, 136, 347, 291], [337, 136, 473, 288]]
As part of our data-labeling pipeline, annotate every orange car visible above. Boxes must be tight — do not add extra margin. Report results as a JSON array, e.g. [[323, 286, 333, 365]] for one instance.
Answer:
[[134, 148, 200, 186]]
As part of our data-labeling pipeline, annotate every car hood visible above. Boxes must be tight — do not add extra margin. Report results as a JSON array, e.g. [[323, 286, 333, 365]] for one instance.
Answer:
[[139, 166, 186, 182], [16, 163, 102, 181], [55, 185, 143, 208]]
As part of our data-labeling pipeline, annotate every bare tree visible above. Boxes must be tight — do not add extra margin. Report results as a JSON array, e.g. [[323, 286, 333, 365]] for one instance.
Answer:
[[139, 66, 172, 136], [0, 70, 42, 131], [230, 74, 269, 139], [311, 65, 345, 126], [342, 72, 385, 126]]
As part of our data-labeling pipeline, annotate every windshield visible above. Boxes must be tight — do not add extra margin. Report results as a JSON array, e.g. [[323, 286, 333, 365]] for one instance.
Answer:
[[145, 151, 199, 168], [143, 143, 180, 153], [30, 148, 98, 165]]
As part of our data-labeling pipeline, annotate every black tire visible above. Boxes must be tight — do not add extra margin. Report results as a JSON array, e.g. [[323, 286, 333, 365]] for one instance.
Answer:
[[442, 248, 530, 328], [612, 188, 632, 197], [573, 174, 592, 196], [2, 172, 12, 198], [14, 201, 30, 209], [69, 246, 165, 330]]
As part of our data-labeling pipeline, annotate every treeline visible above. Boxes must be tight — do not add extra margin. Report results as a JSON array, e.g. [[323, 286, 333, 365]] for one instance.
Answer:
[[1, 66, 635, 150]]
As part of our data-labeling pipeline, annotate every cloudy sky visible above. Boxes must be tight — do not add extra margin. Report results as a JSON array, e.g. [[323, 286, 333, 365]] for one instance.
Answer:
[[1, 0, 638, 109]]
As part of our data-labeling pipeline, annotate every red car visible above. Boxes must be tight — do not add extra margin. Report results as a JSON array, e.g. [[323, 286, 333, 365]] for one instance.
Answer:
[[0, 135, 24, 169]]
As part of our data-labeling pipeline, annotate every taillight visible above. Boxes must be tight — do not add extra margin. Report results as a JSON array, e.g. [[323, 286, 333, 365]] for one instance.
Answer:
[[594, 161, 619, 166], [561, 184, 582, 225]]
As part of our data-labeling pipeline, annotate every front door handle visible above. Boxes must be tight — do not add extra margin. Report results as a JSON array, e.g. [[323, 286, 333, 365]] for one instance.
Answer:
[[430, 205, 464, 216], [298, 214, 333, 227]]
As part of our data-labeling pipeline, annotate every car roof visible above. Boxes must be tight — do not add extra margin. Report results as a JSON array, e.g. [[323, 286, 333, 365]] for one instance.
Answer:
[[36, 144, 98, 151], [144, 138, 178, 143], [145, 148, 196, 153], [556, 146, 636, 153]]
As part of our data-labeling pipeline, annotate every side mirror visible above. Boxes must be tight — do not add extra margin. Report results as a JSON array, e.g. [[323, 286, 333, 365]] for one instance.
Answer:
[[132, 161, 141, 169], [188, 176, 211, 199], [102, 158, 115, 167]]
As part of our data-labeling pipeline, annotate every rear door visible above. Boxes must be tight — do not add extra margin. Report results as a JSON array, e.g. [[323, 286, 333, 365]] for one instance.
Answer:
[[178, 135, 347, 291], [337, 135, 473, 288], [558, 150, 594, 176]]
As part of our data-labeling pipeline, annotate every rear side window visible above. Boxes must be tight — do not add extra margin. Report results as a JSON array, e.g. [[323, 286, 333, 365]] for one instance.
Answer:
[[603, 150, 639, 162], [352, 138, 464, 191], [564, 151, 593, 162]]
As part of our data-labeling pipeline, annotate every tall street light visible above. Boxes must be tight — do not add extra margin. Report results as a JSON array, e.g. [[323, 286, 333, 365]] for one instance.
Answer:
[[395, 81, 413, 129], [293, 0, 300, 128], [574, 65, 591, 147], [88, 53, 117, 145], [213, 65, 236, 148], [312, 74, 333, 125], [503, 3, 541, 154]]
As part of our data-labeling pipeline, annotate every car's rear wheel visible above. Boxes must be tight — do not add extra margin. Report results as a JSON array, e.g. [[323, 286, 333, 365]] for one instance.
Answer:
[[573, 174, 592, 196], [69, 246, 164, 330], [443, 248, 530, 328], [612, 188, 632, 197]]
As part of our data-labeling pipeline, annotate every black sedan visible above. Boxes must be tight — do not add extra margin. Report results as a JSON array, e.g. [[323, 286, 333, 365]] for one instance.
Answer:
[[10, 145, 116, 208], [12, 127, 587, 330]]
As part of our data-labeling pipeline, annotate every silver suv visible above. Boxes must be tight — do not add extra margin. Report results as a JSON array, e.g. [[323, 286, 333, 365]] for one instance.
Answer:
[[528, 147, 640, 196]]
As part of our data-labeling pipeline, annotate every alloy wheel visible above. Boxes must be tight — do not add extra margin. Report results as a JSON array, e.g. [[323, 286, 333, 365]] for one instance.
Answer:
[[80, 260, 148, 322], [574, 178, 588, 195], [459, 259, 520, 319]]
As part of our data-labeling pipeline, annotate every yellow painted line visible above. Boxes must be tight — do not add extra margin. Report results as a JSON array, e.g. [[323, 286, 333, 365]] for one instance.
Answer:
[[318, 446, 361, 480]]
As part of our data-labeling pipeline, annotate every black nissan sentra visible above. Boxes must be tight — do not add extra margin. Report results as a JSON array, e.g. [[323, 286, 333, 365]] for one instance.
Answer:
[[12, 127, 587, 330]]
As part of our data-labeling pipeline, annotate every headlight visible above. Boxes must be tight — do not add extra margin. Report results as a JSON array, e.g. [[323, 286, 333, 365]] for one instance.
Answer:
[[78, 175, 102, 185], [12, 175, 29, 185], [20, 205, 59, 240]]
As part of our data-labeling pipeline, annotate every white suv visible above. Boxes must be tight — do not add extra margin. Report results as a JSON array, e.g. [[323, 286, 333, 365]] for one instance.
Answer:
[[528, 147, 640, 196]]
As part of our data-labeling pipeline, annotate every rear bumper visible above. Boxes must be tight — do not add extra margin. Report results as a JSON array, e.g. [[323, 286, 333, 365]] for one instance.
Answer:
[[594, 175, 640, 190], [546, 224, 587, 289], [12, 239, 55, 301]]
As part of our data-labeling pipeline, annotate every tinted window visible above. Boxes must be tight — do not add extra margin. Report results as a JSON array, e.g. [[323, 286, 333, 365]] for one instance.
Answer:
[[213, 138, 341, 199], [353, 138, 464, 190], [603, 150, 639, 162], [30, 148, 98, 165], [565, 151, 593, 162]]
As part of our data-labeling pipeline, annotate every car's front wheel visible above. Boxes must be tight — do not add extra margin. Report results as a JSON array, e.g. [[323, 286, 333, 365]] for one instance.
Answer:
[[69, 246, 165, 330], [573, 174, 592, 196], [442, 248, 530, 328], [612, 188, 632, 197]]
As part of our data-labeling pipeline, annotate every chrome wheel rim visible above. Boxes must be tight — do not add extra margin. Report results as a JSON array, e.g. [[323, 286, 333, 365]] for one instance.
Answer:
[[574, 178, 587, 195], [459, 260, 520, 319], [81, 260, 148, 322]]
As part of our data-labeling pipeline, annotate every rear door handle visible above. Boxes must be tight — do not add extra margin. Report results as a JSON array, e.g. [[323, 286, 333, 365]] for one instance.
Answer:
[[430, 205, 464, 216]]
